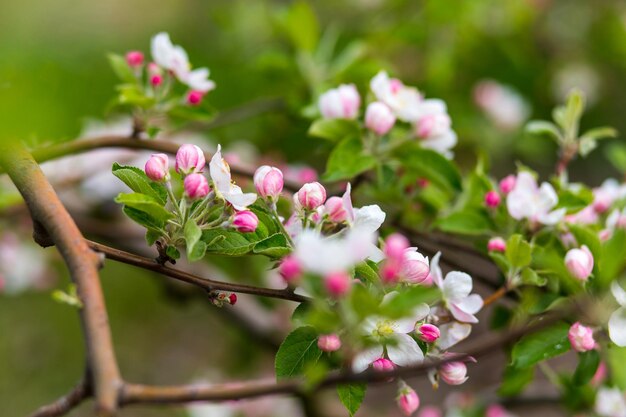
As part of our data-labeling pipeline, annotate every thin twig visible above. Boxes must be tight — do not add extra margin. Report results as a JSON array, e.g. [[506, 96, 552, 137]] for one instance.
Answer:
[[87, 240, 310, 303], [28, 378, 91, 417], [0, 144, 121, 415]]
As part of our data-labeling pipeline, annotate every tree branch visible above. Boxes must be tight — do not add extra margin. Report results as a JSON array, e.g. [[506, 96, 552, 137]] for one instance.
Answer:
[[0, 144, 121, 415], [28, 378, 91, 417], [87, 240, 310, 303]]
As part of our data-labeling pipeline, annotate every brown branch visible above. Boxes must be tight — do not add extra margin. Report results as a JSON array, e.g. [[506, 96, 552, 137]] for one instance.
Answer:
[[87, 240, 310, 303], [0, 144, 121, 415], [28, 378, 91, 417], [482, 286, 509, 307]]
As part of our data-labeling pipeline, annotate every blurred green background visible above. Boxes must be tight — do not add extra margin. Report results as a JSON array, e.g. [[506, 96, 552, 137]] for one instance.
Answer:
[[2, 0, 626, 415]]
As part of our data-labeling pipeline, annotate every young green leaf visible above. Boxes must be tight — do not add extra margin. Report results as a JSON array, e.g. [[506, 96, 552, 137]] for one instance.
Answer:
[[108, 53, 138, 84], [323, 136, 377, 181], [184, 220, 203, 260], [112, 163, 167, 204], [308, 119, 360, 141], [337, 383, 367, 416], [573, 350, 600, 386], [498, 365, 534, 396], [275, 326, 323, 379], [115, 193, 173, 223], [511, 321, 569, 369], [506, 234, 532, 269], [436, 210, 493, 236]]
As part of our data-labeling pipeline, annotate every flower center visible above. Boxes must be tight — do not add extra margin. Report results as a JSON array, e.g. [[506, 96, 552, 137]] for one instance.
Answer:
[[374, 320, 395, 338]]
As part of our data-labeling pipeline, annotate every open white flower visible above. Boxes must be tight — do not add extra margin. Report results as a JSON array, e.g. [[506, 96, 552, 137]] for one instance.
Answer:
[[353, 292, 429, 372], [609, 281, 626, 347], [506, 172, 565, 226], [413, 99, 457, 158], [151, 32, 191, 81], [209, 145, 257, 210], [595, 386, 626, 417], [436, 321, 472, 350], [184, 68, 216, 93], [370, 71, 423, 122], [430, 252, 483, 323]]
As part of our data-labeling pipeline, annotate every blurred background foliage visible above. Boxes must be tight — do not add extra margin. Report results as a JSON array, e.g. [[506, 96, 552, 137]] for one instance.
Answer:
[[2, 0, 626, 415]]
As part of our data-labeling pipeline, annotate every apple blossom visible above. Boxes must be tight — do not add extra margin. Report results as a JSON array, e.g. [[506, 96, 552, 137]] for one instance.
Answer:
[[499, 175, 516, 194], [323, 197, 348, 223], [430, 252, 483, 323], [609, 281, 626, 347], [318, 84, 360, 119], [126, 51, 144, 67], [144, 153, 169, 182], [564, 245, 594, 281], [593, 179, 626, 213], [384, 233, 410, 262], [209, 145, 257, 210], [317, 334, 341, 352], [397, 384, 420, 416], [436, 321, 472, 350], [401, 248, 430, 284], [565, 205, 598, 225], [253, 165, 284, 201], [372, 357, 395, 372], [506, 172, 566, 225], [370, 71, 423, 122], [278, 255, 302, 283], [487, 237, 506, 253], [296, 182, 327, 210], [413, 99, 457, 158], [417, 324, 440, 343], [438, 361, 469, 385], [151, 32, 191, 81], [568, 322, 595, 352], [184, 173, 209, 200], [324, 271, 352, 298], [150, 74, 163, 87], [595, 387, 626, 417], [473, 80, 529, 130], [186, 90, 204, 106], [184, 67, 216, 93], [484, 190, 501, 208], [232, 210, 258, 233], [365, 102, 396, 135], [176, 144, 206, 175]]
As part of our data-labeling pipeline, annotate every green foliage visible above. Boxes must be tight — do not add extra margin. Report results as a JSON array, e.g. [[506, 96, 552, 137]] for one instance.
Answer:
[[112, 163, 167, 204], [499, 365, 534, 396], [572, 350, 600, 386], [276, 0, 319, 52], [505, 234, 532, 269], [115, 193, 173, 225], [323, 136, 377, 181], [511, 321, 570, 369], [51, 284, 83, 309], [108, 53, 137, 84], [308, 118, 360, 141], [556, 188, 594, 214], [608, 344, 626, 390], [435, 210, 492, 236], [275, 326, 322, 379], [184, 220, 205, 261], [395, 144, 462, 194], [337, 383, 367, 416]]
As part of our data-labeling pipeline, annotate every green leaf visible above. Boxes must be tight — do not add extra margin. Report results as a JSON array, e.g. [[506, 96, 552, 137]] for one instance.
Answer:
[[279, 0, 319, 52], [573, 350, 600, 386], [116, 84, 156, 108], [323, 136, 377, 181], [184, 220, 204, 261], [188, 241, 207, 261], [436, 210, 492, 236], [567, 224, 601, 267], [354, 261, 379, 285], [498, 365, 534, 396], [309, 118, 360, 141], [253, 233, 290, 258], [525, 120, 561, 142], [115, 193, 173, 223], [556, 188, 593, 214], [605, 143, 626, 173], [511, 321, 570, 369], [108, 53, 137, 84], [275, 326, 323, 379], [201, 209, 275, 257], [608, 344, 626, 390], [519, 268, 547, 287], [165, 245, 180, 260], [379, 287, 439, 319], [395, 144, 462, 193], [506, 234, 532, 269], [112, 163, 167, 204], [598, 229, 626, 288], [123, 206, 166, 231], [146, 229, 161, 246], [337, 383, 367, 416]]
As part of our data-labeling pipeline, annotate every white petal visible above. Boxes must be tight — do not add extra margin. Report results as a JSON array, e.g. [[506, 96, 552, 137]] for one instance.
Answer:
[[612, 282, 626, 306], [506, 188, 536, 220], [455, 294, 483, 315], [437, 322, 472, 350], [352, 345, 384, 373], [209, 145, 232, 194], [609, 307, 626, 347], [449, 303, 479, 323], [442, 271, 473, 301], [387, 333, 424, 366], [537, 182, 559, 212], [539, 208, 566, 225], [430, 251, 444, 288], [224, 191, 257, 211], [342, 183, 355, 222], [352, 205, 386, 234]]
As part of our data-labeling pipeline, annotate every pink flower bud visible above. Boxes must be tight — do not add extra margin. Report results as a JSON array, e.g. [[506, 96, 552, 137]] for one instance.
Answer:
[[417, 178, 430, 189], [232, 210, 258, 233], [147, 62, 161, 75], [591, 362, 607, 386], [176, 144, 206, 175], [397, 385, 420, 416], [253, 165, 284, 200], [380, 261, 401, 284], [485, 190, 501, 208], [298, 167, 318, 183], [126, 51, 144, 67], [317, 334, 341, 352], [186, 90, 204, 106], [324, 197, 348, 222], [278, 255, 301, 283], [150, 74, 163, 87], [418, 406, 442, 417], [568, 322, 595, 352], [144, 153, 169, 182], [384, 234, 410, 263], [372, 358, 395, 372], [439, 361, 468, 385], [499, 175, 516, 195], [184, 173, 209, 200], [296, 182, 327, 210], [486, 404, 508, 417], [415, 113, 450, 139], [365, 102, 396, 135], [324, 272, 351, 298], [401, 252, 430, 284], [565, 245, 594, 281], [228, 293, 237, 305], [487, 237, 506, 253], [417, 324, 440, 343], [318, 84, 361, 119]]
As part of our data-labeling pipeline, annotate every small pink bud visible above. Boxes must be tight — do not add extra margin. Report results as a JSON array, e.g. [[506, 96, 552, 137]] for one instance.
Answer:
[[186, 90, 204, 106], [439, 361, 468, 385], [183, 173, 209, 200], [318, 84, 361, 119], [228, 293, 237, 305], [499, 175, 516, 195], [324, 271, 351, 298], [298, 167, 318, 183], [401, 253, 430, 284], [418, 406, 442, 417], [278, 255, 302, 283], [485, 404, 508, 417], [232, 210, 258, 233], [365, 102, 396, 135], [324, 197, 348, 223], [397, 385, 420, 416], [126, 51, 144, 67], [253, 165, 284, 200], [487, 237, 506, 253], [565, 245, 594, 281], [417, 324, 440, 343], [317, 334, 341, 352], [296, 182, 327, 210], [372, 358, 395, 372], [380, 262, 401, 284], [384, 234, 410, 263], [144, 153, 169, 182], [147, 62, 161, 75], [176, 144, 206, 175], [417, 178, 430, 189], [568, 322, 595, 352], [485, 190, 501, 208], [150, 74, 163, 86]]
